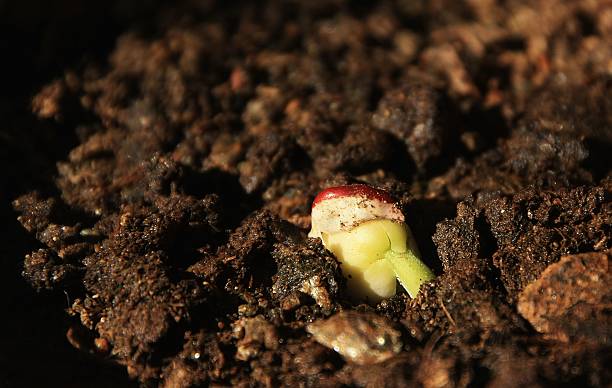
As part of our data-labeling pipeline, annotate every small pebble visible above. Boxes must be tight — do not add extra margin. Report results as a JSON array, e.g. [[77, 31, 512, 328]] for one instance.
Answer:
[[306, 310, 402, 365]]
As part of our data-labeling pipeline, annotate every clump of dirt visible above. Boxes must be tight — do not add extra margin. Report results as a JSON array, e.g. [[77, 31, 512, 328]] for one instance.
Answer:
[[4, 0, 612, 387], [518, 250, 610, 342]]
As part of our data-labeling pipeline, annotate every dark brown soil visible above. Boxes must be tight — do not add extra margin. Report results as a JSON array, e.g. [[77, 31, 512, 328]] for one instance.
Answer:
[[2, 1, 611, 387]]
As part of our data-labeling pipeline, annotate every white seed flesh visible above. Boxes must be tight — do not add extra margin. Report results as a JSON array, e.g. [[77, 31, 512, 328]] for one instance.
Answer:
[[309, 195, 404, 240]]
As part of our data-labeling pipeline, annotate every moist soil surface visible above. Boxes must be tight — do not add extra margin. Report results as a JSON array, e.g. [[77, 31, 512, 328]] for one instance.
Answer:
[[1, 1, 611, 387]]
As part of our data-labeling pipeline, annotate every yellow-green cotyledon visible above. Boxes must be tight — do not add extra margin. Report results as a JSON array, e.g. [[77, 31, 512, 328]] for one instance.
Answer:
[[309, 184, 434, 303]]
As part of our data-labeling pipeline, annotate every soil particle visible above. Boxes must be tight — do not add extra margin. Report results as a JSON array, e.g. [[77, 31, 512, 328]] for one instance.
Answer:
[[261, 172, 317, 228], [432, 200, 482, 274], [271, 339, 341, 387], [482, 183, 611, 300], [349, 354, 417, 387], [14, 192, 92, 290], [238, 131, 303, 194], [13, 192, 64, 235], [161, 332, 224, 388], [272, 238, 343, 315], [233, 315, 279, 361], [306, 310, 403, 365], [501, 128, 590, 186], [317, 125, 398, 174], [203, 210, 303, 294], [31, 79, 67, 120], [372, 83, 451, 172], [428, 128, 594, 201], [421, 45, 480, 100], [518, 250, 611, 341], [23, 248, 83, 290], [431, 181, 611, 304], [83, 247, 205, 368]]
